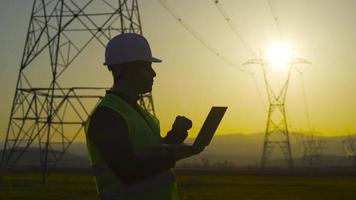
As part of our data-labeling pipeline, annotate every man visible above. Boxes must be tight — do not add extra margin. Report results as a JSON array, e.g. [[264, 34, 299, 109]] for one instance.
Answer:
[[85, 33, 201, 200]]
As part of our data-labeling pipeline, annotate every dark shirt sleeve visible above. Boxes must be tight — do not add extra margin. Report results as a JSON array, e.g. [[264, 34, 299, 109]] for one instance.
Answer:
[[87, 106, 176, 184]]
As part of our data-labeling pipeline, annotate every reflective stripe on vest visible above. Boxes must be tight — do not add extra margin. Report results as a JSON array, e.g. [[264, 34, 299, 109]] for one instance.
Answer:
[[85, 93, 179, 200]]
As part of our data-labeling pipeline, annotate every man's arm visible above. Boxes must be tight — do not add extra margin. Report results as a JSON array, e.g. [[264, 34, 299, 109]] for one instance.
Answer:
[[87, 107, 175, 184], [163, 129, 188, 144]]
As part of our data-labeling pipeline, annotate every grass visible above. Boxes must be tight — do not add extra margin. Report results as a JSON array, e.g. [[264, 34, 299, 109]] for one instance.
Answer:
[[177, 174, 356, 200], [1, 171, 356, 199], [0, 172, 97, 200]]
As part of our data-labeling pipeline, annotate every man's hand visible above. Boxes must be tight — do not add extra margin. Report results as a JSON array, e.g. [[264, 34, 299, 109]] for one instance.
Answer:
[[172, 116, 192, 132], [164, 116, 192, 144]]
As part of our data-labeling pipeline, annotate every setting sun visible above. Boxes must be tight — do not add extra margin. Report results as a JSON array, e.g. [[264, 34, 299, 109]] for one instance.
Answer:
[[266, 42, 293, 70]]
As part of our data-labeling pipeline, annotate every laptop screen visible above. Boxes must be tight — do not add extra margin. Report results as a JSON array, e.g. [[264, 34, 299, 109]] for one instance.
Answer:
[[193, 106, 227, 148]]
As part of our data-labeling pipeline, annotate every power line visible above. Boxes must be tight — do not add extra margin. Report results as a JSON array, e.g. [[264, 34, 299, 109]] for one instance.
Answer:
[[212, 0, 256, 57], [157, 0, 251, 75], [266, 0, 314, 132], [266, 0, 282, 39], [252, 73, 268, 111], [298, 71, 312, 131], [211, 0, 267, 111], [157, 0, 281, 119]]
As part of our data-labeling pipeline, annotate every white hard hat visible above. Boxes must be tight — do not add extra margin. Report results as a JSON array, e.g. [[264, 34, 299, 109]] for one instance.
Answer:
[[104, 33, 161, 66]]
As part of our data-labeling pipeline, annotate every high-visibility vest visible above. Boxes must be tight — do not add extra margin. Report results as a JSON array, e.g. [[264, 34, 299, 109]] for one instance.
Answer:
[[84, 93, 179, 200]]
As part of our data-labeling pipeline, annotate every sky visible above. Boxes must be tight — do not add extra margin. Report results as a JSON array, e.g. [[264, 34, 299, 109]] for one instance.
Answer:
[[0, 0, 356, 143]]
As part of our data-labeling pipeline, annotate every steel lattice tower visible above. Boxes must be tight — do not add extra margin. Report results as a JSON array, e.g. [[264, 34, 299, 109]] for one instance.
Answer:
[[343, 134, 356, 167], [244, 58, 310, 169], [1, 0, 155, 182], [300, 132, 324, 167]]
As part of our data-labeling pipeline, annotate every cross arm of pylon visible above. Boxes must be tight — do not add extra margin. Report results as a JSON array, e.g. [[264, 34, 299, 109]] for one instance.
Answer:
[[242, 59, 266, 66], [291, 58, 312, 65]]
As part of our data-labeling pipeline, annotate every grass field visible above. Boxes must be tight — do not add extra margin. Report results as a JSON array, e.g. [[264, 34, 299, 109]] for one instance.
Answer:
[[1, 170, 356, 200]]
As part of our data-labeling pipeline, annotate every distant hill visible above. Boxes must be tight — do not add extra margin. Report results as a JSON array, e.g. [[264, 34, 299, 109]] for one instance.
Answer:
[[179, 133, 353, 167], [0, 133, 353, 168], [199, 132, 349, 157], [0, 147, 90, 169]]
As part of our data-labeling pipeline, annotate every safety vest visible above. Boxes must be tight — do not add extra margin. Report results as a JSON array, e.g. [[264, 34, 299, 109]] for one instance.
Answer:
[[84, 93, 179, 200]]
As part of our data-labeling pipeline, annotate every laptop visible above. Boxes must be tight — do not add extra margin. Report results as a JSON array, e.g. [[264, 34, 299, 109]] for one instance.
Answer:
[[160, 106, 227, 150]]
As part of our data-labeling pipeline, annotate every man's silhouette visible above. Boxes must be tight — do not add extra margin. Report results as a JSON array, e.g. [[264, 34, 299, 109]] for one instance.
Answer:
[[85, 33, 200, 200]]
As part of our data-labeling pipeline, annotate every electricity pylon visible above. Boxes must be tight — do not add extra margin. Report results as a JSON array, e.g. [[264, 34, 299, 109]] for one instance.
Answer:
[[1, 0, 154, 182], [343, 134, 356, 167], [244, 58, 310, 169], [299, 132, 324, 167]]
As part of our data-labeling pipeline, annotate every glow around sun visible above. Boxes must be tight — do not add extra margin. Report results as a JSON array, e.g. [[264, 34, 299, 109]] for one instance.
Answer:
[[266, 42, 293, 70]]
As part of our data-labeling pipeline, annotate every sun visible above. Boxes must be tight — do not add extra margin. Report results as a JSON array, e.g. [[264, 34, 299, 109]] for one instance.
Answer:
[[266, 42, 293, 70]]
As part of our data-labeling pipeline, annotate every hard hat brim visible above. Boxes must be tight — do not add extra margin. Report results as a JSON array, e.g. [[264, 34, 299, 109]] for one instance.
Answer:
[[103, 56, 162, 66], [151, 57, 162, 63]]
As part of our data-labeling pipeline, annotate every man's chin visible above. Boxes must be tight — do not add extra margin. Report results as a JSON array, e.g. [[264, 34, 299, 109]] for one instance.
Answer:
[[139, 87, 152, 94]]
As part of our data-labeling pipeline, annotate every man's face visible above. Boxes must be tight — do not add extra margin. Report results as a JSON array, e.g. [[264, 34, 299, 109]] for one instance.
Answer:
[[128, 61, 156, 94]]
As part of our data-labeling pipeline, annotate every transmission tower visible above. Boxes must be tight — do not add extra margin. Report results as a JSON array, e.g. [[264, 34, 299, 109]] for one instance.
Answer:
[[299, 132, 324, 167], [343, 134, 356, 167], [1, 0, 155, 182], [244, 58, 310, 169]]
